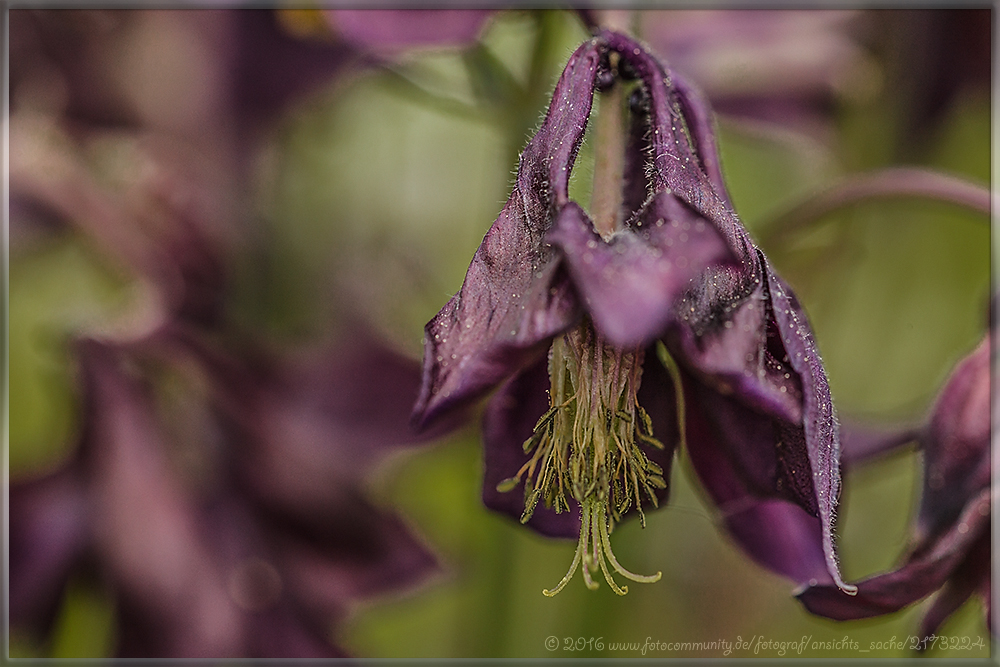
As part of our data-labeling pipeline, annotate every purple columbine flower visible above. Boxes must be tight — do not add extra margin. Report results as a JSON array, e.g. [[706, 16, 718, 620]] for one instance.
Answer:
[[798, 336, 991, 640], [412, 30, 856, 597]]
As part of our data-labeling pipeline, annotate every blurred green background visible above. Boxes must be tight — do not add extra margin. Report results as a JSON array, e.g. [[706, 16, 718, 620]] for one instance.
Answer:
[[9, 8, 991, 660]]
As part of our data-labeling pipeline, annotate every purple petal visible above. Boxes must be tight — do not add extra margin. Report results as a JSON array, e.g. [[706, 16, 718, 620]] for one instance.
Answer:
[[412, 39, 606, 430], [548, 194, 735, 348], [327, 10, 490, 51], [9, 468, 89, 636], [245, 605, 348, 659], [838, 420, 919, 466], [635, 349, 681, 507], [152, 323, 450, 519], [411, 215, 578, 431], [233, 10, 353, 134], [684, 383, 831, 585], [798, 487, 990, 620], [669, 265, 804, 425], [687, 379, 816, 515], [77, 340, 243, 658], [918, 530, 990, 639], [276, 499, 438, 610], [481, 360, 580, 538], [519, 38, 604, 209], [917, 337, 991, 539], [284, 326, 465, 448], [621, 87, 653, 221], [766, 263, 854, 593]]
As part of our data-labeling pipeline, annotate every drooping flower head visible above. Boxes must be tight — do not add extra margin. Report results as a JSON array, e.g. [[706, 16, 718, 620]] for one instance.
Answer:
[[413, 30, 857, 597]]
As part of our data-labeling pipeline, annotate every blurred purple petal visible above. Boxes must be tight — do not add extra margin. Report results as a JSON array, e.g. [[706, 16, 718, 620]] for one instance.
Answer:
[[233, 10, 352, 132], [838, 420, 919, 466], [327, 10, 490, 52], [77, 340, 243, 658], [917, 337, 991, 539], [9, 469, 89, 636]]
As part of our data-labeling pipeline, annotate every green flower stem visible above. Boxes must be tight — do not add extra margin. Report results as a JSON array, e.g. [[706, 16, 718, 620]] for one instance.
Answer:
[[759, 167, 991, 248], [590, 69, 626, 239]]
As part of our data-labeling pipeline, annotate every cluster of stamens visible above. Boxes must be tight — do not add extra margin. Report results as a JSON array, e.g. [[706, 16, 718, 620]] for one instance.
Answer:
[[497, 321, 667, 595]]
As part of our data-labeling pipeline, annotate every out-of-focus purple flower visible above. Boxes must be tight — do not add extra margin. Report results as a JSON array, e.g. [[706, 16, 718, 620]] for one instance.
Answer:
[[412, 30, 855, 597], [638, 10, 869, 133], [798, 337, 991, 640], [9, 9, 352, 141], [325, 9, 491, 54], [10, 331, 439, 658], [9, 10, 448, 656]]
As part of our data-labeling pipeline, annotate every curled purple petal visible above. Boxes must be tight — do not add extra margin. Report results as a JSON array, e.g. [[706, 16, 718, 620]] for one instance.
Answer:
[[670, 267, 804, 425], [766, 263, 854, 593], [601, 29, 751, 262], [412, 39, 607, 430], [548, 194, 735, 348], [798, 487, 990, 620]]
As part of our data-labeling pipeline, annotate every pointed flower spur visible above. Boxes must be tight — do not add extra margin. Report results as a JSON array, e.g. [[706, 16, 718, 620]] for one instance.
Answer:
[[412, 30, 856, 598]]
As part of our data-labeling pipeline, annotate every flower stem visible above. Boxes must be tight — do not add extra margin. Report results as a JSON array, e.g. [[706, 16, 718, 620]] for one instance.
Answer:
[[589, 66, 626, 240], [759, 167, 991, 248]]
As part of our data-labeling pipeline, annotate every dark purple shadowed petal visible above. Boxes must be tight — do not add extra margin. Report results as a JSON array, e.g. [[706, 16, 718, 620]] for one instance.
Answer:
[[798, 487, 990, 620], [686, 379, 817, 515], [548, 194, 735, 348], [482, 359, 580, 538], [9, 468, 90, 636], [669, 267, 804, 425], [412, 39, 607, 431], [621, 86, 653, 222], [634, 346, 681, 505], [684, 381, 832, 585], [765, 262, 854, 593], [326, 10, 491, 52], [274, 497, 439, 610], [245, 605, 348, 659]]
